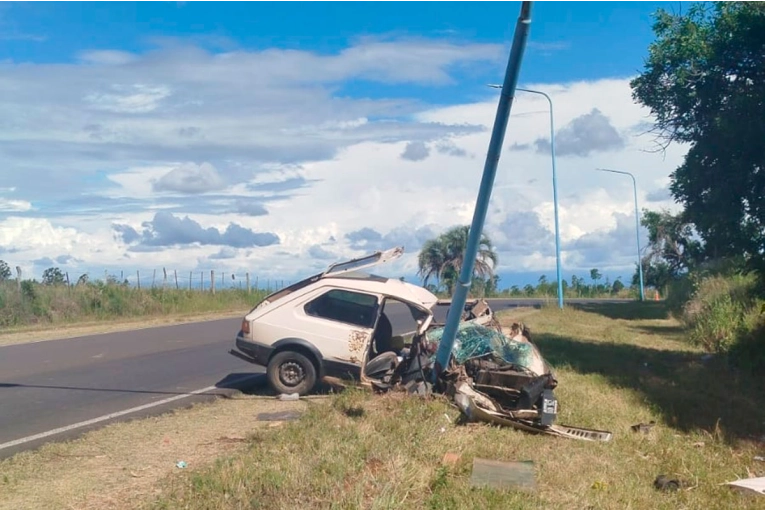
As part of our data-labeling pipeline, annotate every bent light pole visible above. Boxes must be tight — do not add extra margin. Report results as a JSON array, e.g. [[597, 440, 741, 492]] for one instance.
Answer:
[[488, 84, 563, 309], [594, 168, 645, 301], [434, 1, 534, 381]]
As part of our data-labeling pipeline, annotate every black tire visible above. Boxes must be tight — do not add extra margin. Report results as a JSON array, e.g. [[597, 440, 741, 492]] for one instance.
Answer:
[[267, 350, 317, 396]]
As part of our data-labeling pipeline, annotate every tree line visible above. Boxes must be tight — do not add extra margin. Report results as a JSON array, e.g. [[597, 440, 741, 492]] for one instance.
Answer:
[[415, 226, 631, 298]]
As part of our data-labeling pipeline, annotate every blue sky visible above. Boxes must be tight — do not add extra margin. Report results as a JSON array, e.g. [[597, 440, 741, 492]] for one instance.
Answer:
[[0, 1, 692, 287]]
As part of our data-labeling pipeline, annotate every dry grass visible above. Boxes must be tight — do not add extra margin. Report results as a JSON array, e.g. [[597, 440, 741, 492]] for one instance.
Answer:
[[0, 393, 310, 510], [137, 302, 765, 509]]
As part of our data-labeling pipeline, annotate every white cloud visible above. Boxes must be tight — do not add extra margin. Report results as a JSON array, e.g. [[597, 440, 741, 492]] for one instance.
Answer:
[[0, 198, 32, 212], [0, 37, 691, 282]]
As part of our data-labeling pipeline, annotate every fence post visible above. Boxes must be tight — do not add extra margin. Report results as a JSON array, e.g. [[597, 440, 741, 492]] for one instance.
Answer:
[[246, 272, 250, 293], [16, 266, 21, 294], [152, 269, 156, 288], [174, 270, 179, 289], [221, 272, 225, 289], [200, 271, 204, 291], [211, 270, 215, 294], [65, 271, 70, 287], [163, 267, 167, 288], [137, 270, 141, 290], [189, 271, 192, 291]]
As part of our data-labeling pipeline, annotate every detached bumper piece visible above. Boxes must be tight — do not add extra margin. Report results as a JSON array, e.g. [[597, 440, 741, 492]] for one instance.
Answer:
[[451, 379, 612, 442]]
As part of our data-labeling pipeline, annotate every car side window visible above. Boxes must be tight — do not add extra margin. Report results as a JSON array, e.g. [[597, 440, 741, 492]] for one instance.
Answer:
[[304, 289, 379, 328]]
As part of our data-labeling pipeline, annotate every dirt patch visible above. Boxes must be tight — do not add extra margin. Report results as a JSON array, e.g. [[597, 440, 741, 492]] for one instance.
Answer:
[[0, 394, 314, 510], [0, 311, 245, 347]]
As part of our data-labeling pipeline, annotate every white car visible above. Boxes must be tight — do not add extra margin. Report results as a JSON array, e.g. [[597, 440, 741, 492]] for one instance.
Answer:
[[231, 246, 491, 395]]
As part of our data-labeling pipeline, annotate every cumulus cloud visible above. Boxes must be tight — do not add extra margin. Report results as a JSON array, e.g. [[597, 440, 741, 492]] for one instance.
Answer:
[[401, 141, 430, 161], [534, 108, 626, 157], [209, 247, 238, 259], [492, 211, 554, 253], [233, 200, 269, 216], [646, 187, 672, 203], [345, 225, 438, 253], [112, 211, 279, 248], [153, 162, 225, 194], [565, 212, 646, 269], [308, 245, 337, 260], [435, 140, 468, 157]]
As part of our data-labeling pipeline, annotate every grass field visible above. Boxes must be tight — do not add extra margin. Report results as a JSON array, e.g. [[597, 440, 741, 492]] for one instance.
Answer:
[[132, 302, 764, 509], [0, 282, 266, 330], [2, 302, 763, 509]]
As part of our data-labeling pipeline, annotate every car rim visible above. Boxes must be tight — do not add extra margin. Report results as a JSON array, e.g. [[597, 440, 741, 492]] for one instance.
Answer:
[[279, 361, 305, 387]]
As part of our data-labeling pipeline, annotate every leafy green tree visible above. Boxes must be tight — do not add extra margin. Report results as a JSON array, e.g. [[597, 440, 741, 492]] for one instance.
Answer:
[[42, 267, 65, 286], [417, 226, 498, 295], [611, 278, 625, 295], [0, 260, 11, 281], [590, 269, 602, 286], [484, 275, 500, 297], [633, 208, 705, 290], [631, 2, 765, 269]]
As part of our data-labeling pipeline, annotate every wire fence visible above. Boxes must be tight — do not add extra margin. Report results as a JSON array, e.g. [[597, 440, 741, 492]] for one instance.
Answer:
[[38, 268, 295, 294]]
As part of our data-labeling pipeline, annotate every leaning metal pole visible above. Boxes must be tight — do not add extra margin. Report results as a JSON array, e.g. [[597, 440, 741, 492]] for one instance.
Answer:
[[433, 1, 534, 381]]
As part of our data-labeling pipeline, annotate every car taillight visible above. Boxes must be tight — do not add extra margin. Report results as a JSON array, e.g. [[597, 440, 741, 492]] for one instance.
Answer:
[[242, 319, 250, 335]]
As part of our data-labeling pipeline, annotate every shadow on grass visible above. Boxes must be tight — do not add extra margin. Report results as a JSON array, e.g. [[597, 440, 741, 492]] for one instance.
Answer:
[[536, 332, 765, 443], [569, 301, 670, 321]]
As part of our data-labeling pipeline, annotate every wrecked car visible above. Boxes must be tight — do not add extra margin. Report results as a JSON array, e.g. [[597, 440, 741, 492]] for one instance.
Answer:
[[231, 246, 492, 395], [231, 246, 612, 441]]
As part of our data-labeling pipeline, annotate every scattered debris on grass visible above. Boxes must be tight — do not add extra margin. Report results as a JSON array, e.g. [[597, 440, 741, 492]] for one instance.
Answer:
[[469, 458, 536, 492], [256, 410, 302, 421], [726, 476, 765, 496], [631, 420, 656, 433]]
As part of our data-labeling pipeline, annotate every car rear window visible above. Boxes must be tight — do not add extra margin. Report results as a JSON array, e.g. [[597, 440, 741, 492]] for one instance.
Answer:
[[304, 289, 378, 328]]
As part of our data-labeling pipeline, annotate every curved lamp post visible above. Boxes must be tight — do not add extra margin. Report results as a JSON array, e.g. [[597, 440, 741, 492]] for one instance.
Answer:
[[488, 84, 563, 309], [594, 168, 645, 301]]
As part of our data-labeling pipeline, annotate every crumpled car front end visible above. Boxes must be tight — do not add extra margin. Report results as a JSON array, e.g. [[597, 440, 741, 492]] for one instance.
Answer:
[[373, 312, 612, 442]]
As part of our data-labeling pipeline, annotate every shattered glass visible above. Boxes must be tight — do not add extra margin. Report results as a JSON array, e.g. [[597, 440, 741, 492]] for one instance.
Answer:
[[426, 322, 534, 369]]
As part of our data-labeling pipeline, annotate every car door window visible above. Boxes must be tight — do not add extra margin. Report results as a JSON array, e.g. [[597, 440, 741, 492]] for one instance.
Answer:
[[304, 289, 379, 328]]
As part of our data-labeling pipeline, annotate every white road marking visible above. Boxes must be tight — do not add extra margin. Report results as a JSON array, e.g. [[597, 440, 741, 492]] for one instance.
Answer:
[[0, 373, 262, 453]]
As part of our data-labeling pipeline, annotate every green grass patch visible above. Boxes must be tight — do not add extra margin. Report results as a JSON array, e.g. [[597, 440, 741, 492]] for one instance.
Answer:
[[142, 303, 765, 510], [0, 281, 267, 329]]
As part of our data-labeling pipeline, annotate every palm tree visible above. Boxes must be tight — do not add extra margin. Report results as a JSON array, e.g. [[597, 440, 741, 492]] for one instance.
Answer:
[[417, 226, 498, 295]]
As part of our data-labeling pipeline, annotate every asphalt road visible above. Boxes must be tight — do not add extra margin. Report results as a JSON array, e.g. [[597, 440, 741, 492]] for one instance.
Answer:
[[0, 298, 626, 458]]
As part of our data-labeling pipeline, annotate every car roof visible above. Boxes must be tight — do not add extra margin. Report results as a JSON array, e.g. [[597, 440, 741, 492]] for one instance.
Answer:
[[319, 272, 439, 310]]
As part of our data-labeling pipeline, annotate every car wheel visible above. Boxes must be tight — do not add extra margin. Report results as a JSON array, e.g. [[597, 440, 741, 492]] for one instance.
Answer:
[[267, 350, 317, 396]]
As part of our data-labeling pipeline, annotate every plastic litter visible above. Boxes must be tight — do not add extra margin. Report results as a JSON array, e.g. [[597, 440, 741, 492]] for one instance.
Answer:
[[176, 461, 187, 469], [278, 393, 300, 401]]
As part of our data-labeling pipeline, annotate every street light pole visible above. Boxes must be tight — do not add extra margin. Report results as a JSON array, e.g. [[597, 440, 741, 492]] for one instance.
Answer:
[[433, 1, 534, 382], [594, 168, 645, 301], [488, 84, 563, 309]]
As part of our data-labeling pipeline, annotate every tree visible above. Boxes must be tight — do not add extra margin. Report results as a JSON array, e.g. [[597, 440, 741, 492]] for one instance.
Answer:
[[417, 226, 498, 295], [631, 2, 765, 270], [590, 269, 602, 286], [632, 208, 704, 290], [0, 260, 10, 281], [611, 278, 625, 295], [42, 267, 65, 286]]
